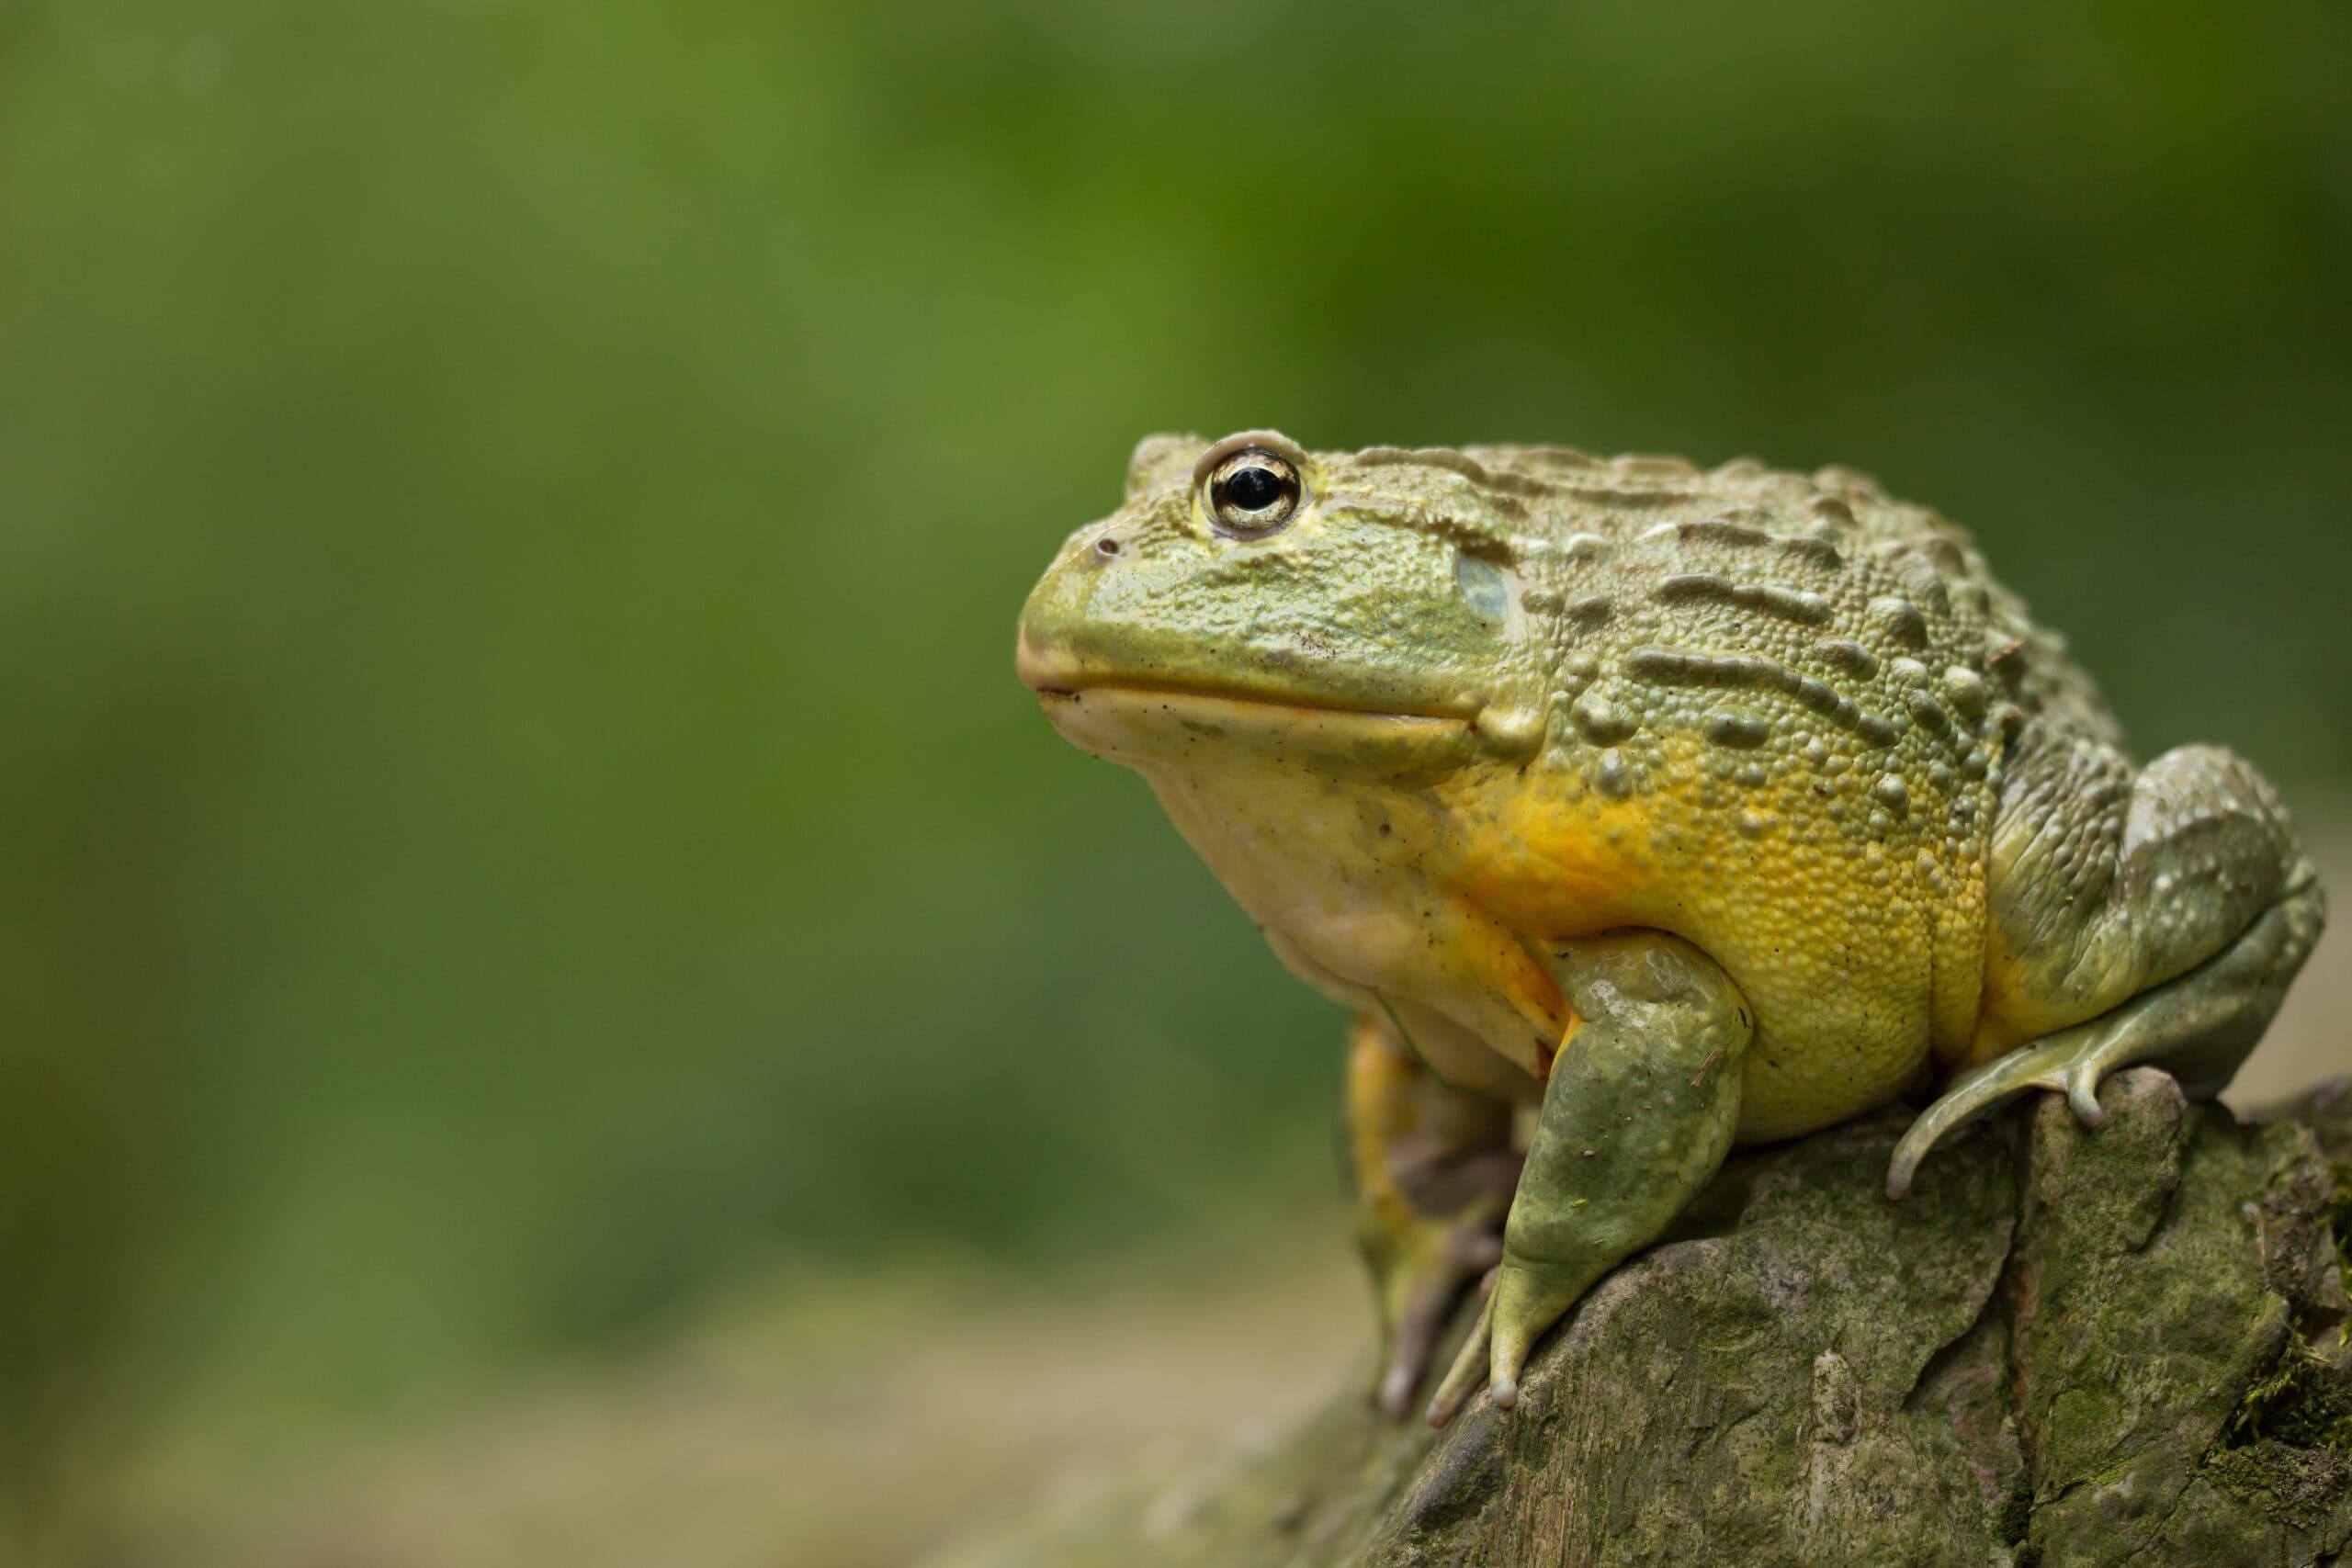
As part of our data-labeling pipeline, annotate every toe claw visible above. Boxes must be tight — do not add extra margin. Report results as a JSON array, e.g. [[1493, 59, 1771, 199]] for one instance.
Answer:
[[2066, 1065, 2106, 1125]]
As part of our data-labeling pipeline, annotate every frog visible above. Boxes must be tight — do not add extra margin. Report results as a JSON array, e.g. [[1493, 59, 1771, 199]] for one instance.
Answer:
[[1013, 429, 2324, 1429]]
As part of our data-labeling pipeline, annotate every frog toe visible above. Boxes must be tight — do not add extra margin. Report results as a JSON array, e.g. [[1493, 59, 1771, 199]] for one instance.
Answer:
[[2064, 1059, 2109, 1125], [1886, 1037, 2075, 1199], [1423, 1294, 1494, 1429], [1482, 1258, 1600, 1413], [1421, 1256, 1593, 1427]]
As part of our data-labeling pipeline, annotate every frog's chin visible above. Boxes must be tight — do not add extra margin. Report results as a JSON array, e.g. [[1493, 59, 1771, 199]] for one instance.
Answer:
[[1029, 683, 1479, 778]]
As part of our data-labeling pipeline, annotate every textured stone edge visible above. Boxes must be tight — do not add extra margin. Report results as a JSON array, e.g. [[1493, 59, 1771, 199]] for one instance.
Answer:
[[933, 1074, 2352, 1568]]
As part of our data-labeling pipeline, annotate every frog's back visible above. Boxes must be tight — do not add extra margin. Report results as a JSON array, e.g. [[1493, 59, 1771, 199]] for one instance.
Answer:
[[1444, 446, 2120, 1141]]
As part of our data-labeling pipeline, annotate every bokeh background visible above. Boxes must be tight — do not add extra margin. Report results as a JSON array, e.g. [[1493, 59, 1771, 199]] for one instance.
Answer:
[[5, 1, 2348, 1562]]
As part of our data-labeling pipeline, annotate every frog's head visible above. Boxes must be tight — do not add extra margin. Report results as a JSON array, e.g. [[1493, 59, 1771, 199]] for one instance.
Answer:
[[1016, 430, 1548, 773]]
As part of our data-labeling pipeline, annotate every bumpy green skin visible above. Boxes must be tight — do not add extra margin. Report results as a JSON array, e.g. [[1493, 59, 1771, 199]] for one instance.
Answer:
[[1017, 430, 2324, 1419], [934, 1076, 2352, 1568]]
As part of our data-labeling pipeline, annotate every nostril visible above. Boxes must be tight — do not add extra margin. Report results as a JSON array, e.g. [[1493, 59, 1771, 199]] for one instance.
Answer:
[[1094, 536, 1124, 558]]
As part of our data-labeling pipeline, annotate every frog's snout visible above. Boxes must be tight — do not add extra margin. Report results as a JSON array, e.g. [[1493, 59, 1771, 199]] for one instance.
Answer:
[[1014, 553, 1086, 695], [1012, 619, 1069, 695]]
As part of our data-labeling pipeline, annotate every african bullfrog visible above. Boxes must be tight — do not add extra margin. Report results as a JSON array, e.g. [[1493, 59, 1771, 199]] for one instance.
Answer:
[[1013, 429, 2324, 1427]]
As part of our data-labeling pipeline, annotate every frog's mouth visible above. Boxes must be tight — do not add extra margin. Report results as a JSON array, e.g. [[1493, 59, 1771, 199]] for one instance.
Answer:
[[1014, 633, 1479, 728], [1019, 643, 1479, 774], [1016, 635, 1466, 715], [1029, 676, 1473, 727], [1035, 684, 1477, 773]]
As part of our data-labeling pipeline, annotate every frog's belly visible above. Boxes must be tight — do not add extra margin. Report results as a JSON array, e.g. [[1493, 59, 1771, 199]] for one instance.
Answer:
[[1451, 760, 1988, 1145]]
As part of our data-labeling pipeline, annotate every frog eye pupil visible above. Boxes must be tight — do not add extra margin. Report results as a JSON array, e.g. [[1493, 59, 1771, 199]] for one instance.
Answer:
[[1206, 449, 1303, 536], [1225, 466, 1283, 511]]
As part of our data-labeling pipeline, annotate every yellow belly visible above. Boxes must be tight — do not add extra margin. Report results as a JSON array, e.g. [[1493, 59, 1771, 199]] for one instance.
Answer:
[[1442, 737, 1989, 1143]]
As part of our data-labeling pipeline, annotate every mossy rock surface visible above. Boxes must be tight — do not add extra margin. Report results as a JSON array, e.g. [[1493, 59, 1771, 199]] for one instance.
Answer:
[[937, 1073, 2352, 1568]]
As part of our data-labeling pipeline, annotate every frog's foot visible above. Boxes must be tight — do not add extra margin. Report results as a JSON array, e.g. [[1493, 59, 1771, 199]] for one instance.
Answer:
[[1370, 1201, 1509, 1417], [1887, 874, 2324, 1200]]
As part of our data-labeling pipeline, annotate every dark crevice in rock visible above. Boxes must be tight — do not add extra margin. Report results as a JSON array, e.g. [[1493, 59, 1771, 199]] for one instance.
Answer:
[[2125, 1150, 2188, 1258], [1903, 1217, 2018, 1415], [1994, 1109, 2045, 1541], [2223, 1309, 2352, 1453]]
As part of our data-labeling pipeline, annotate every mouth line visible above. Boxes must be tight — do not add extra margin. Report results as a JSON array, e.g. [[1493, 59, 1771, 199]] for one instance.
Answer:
[[1028, 676, 1472, 728]]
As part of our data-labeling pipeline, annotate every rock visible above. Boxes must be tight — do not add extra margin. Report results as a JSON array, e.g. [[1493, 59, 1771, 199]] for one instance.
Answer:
[[935, 1072, 2352, 1568]]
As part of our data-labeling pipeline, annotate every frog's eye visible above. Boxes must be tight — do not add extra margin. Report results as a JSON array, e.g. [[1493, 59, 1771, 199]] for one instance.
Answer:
[[1204, 448, 1304, 538]]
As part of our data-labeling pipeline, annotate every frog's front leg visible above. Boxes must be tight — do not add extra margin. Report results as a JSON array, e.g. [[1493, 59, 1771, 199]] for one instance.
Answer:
[[1426, 931, 1752, 1427], [1345, 1010, 1521, 1417]]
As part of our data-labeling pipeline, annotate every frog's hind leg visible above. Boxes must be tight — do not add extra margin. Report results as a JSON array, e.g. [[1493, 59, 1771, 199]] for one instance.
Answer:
[[1345, 1009, 1521, 1418], [1889, 738, 2324, 1199]]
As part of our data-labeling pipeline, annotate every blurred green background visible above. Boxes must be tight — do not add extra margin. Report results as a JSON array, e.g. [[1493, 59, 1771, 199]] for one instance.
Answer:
[[3, 0, 2348, 1560]]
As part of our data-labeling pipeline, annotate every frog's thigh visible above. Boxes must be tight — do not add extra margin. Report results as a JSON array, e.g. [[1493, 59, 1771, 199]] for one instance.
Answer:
[[1890, 742, 2324, 1198], [1345, 1010, 1520, 1416], [1427, 931, 1751, 1427]]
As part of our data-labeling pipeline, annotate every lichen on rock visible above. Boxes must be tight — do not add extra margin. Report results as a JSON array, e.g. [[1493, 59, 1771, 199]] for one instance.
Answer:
[[937, 1073, 2352, 1568]]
